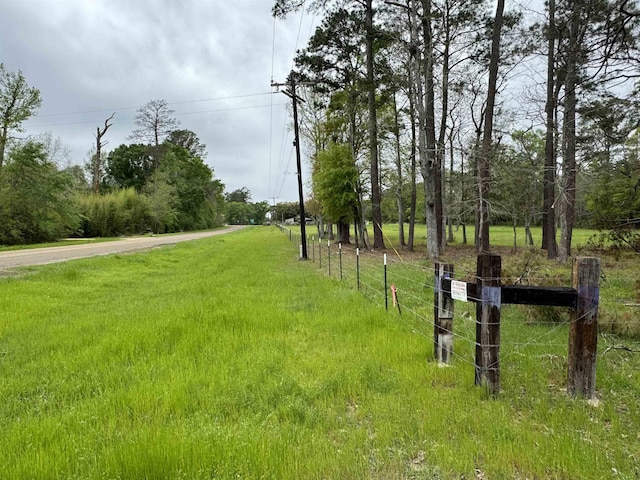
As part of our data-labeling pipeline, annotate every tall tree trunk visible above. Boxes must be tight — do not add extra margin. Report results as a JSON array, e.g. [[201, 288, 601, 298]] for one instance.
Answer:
[[447, 126, 455, 243], [473, 138, 481, 249], [477, 0, 505, 253], [349, 90, 369, 250], [93, 113, 115, 194], [461, 138, 468, 245], [437, 0, 452, 249], [559, 3, 579, 263], [408, 0, 432, 255], [421, 0, 440, 259], [365, 0, 385, 249], [525, 216, 534, 246], [393, 92, 406, 247], [352, 206, 360, 247], [357, 180, 370, 249], [543, 0, 558, 258], [408, 76, 418, 252], [337, 219, 350, 244], [317, 215, 325, 239], [471, 101, 483, 250], [0, 125, 8, 172]]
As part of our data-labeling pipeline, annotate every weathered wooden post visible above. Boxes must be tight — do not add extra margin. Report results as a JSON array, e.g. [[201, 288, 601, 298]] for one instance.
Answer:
[[434, 262, 454, 364], [568, 257, 600, 399], [475, 253, 502, 395]]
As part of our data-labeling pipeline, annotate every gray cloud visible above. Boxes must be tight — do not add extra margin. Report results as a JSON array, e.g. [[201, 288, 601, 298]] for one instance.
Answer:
[[0, 0, 316, 202]]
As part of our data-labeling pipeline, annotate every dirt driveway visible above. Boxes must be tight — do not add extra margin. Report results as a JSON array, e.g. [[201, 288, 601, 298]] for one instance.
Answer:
[[0, 226, 246, 270]]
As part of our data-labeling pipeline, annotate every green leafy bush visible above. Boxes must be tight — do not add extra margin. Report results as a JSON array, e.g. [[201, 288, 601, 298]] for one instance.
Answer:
[[76, 188, 153, 237], [0, 142, 79, 245]]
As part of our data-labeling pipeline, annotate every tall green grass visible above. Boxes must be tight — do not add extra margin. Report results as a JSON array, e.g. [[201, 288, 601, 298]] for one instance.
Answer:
[[0, 227, 638, 479]]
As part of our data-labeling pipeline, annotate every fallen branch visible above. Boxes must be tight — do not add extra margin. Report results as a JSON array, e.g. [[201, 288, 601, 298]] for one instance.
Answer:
[[603, 344, 640, 355]]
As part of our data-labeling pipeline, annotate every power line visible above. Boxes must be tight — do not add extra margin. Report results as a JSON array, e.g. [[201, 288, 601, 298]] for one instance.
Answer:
[[277, 145, 295, 199], [270, 15, 278, 204], [291, 4, 306, 72], [271, 4, 318, 202], [24, 102, 286, 129], [33, 92, 275, 119]]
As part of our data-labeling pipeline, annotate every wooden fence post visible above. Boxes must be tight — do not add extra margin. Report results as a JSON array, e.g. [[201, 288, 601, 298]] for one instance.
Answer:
[[434, 263, 454, 363], [475, 253, 501, 395], [568, 257, 600, 399]]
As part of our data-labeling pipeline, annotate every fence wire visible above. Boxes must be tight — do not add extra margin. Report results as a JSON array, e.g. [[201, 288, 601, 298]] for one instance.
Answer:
[[277, 227, 640, 370]]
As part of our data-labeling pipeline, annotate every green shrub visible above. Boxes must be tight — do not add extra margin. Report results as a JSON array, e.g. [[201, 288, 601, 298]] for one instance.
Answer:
[[0, 142, 79, 245], [76, 188, 153, 237]]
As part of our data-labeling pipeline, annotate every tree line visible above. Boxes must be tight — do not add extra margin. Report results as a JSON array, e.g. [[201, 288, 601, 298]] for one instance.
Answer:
[[273, 0, 640, 258], [0, 64, 271, 245]]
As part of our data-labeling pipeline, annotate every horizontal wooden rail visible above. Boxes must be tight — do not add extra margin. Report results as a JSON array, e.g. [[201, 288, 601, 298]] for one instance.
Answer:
[[501, 285, 577, 307], [440, 278, 577, 308]]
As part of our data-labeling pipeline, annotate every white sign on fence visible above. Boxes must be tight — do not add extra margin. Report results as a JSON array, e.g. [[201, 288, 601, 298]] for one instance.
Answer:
[[451, 280, 468, 302]]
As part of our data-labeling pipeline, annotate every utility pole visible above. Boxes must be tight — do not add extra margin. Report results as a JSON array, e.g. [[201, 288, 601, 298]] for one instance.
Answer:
[[272, 72, 312, 260], [269, 196, 277, 224]]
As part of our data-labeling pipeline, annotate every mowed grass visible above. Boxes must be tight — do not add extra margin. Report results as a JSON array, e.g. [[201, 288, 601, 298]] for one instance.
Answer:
[[0, 237, 119, 252], [0, 227, 638, 479]]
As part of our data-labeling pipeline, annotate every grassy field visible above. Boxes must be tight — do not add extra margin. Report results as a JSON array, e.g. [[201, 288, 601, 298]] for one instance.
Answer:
[[298, 223, 600, 251], [1, 226, 639, 479]]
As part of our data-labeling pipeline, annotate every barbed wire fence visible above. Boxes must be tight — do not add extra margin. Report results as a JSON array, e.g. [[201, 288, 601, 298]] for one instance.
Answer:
[[275, 224, 640, 398]]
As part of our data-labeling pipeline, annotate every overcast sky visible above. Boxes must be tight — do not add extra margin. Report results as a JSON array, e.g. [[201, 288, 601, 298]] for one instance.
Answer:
[[0, 0, 318, 203]]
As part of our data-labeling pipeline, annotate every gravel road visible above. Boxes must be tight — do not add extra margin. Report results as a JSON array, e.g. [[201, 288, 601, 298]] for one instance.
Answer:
[[0, 226, 246, 270]]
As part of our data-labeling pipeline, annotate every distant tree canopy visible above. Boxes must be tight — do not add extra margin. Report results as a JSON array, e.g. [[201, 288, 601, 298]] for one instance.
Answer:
[[223, 187, 269, 225], [272, 201, 300, 222], [0, 80, 229, 244], [0, 63, 42, 171], [0, 141, 78, 244], [585, 133, 640, 229], [225, 187, 251, 203], [104, 144, 154, 191], [314, 142, 358, 225], [85, 126, 223, 235], [166, 129, 207, 159]]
